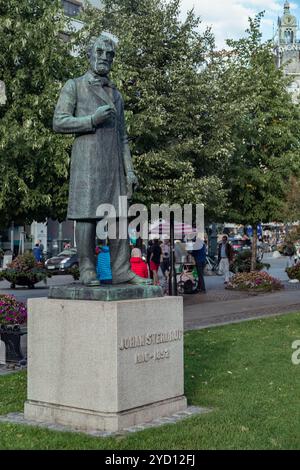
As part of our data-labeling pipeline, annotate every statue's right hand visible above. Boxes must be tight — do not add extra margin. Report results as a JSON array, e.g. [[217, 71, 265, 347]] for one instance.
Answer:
[[92, 105, 116, 127]]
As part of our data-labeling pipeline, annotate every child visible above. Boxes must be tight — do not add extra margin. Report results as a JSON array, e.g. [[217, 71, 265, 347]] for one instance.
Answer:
[[130, 248, 149, 279], [96, 244, 112, 285]]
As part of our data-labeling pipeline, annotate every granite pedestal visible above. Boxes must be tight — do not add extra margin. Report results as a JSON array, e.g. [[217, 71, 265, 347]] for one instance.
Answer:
[[24, 291, 187, 432]]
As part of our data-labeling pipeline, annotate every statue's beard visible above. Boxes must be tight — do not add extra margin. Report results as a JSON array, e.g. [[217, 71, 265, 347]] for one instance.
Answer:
[[91, 58, 111, 77]]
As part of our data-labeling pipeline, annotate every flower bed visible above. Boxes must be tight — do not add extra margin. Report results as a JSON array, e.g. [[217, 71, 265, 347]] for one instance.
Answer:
[[286, 263, 300, 281], [0, 294, 27, 326], [227, 271, 283, 292], [0, 252, 50, 288], [0, 295, 27, 362]]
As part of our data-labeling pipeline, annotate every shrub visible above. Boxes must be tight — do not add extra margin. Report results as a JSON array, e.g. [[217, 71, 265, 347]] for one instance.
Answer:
[[0, 294, 27, 326], [286, 262, 300, 281], [227, 271, 283, 292], [7, 252, 40, 270], [0, 253, 50, 288], [231, 250, 270, 273]]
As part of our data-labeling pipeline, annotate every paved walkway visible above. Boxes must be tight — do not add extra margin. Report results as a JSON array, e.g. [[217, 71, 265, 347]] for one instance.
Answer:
[[183, 285, 300, 330], [182, 254, 300, 329]]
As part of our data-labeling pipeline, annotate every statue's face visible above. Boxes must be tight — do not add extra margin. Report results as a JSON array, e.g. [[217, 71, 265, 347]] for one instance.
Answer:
[[89, 39, 115, 76]]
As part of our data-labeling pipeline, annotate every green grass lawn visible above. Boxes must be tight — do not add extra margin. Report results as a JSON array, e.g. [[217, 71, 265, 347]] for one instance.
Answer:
[[1, 313, 300, 450]]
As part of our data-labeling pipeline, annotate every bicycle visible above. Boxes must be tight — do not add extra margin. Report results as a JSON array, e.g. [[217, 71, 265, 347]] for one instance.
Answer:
[[205, 255, 220, 275]]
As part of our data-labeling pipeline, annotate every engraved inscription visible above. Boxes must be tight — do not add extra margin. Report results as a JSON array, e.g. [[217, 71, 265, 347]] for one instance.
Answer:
[[135, 349, 170, 364], [119, 330, 183, 351]]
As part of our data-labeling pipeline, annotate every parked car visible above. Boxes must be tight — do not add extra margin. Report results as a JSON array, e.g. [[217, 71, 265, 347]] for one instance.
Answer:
[[229, 238, 251, 254], [229, 237, 264, 262], [45, 249, 78, 273]]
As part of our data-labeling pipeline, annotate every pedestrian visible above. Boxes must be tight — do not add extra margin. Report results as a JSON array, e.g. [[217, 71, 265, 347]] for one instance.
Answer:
[[96, 244, 112, 285], [147, 240, 154, 279], [218, 235, 233, 284], [130, 248, 149, 279], [285, 241, 296, 268], [38, 240, 44, 254], [33, 243, 42, 263], [149, 239, 162, 286], [160, 239, 170, 276], [189, 236, 207, 293]]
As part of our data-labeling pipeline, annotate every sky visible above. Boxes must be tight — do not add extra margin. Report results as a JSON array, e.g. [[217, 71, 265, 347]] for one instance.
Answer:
[[178, 0, 300, 48]]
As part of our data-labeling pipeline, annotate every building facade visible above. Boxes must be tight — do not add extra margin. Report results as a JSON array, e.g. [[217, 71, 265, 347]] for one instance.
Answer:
[[274, 1, 300, 102]]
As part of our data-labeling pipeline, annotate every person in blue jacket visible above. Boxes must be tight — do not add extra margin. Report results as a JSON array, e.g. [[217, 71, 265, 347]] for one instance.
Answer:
[[33, 243, 42, 263], [96, 244, 112, 285]]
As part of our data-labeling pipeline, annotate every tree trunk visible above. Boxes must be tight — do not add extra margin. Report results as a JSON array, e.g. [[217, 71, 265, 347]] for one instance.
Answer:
[[251, 227, 257, 272]]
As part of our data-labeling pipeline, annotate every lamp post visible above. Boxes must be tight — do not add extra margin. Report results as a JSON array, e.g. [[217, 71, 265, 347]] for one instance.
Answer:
[[168, 212, 178, 296], [10, 221, 14, 255], [209, 223, 218, 258]]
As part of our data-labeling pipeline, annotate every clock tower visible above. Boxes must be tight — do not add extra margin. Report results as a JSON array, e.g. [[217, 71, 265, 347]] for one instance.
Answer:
[[275, 2, 300, 102], [278, 1, 297, 45]]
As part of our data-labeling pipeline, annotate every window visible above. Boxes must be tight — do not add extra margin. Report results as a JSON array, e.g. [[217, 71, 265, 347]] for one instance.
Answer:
[[62, 0, 82, 17]]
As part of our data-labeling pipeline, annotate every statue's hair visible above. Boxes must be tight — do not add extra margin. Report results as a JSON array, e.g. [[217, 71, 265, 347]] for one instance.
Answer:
[[86, 32, 118, 58]]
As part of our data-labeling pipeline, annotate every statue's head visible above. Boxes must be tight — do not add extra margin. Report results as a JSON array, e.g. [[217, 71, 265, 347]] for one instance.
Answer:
[[0, 80, 7, 106], [87, 33, 117, 77]]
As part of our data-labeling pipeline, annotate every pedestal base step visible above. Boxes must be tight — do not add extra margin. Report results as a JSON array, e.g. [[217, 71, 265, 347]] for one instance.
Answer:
[[1, 405, 210, 438], [24, 396, 188, 432]]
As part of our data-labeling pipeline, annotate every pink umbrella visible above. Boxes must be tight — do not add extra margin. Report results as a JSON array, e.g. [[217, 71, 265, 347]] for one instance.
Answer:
[[149, 220, 196, 238]]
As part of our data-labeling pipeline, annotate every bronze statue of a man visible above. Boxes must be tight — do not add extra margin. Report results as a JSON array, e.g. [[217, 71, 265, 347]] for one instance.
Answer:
[[53, 33, 150, 286]]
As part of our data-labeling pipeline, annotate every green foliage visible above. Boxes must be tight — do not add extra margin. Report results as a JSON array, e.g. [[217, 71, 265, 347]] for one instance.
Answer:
[[283, 177, 300, 222], [1, 2, 299, 230], [0, 0, 79, 226], [219, 14, 300, 226]]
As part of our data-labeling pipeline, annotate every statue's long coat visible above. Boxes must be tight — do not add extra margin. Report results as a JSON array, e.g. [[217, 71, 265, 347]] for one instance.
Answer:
[[53, 72, 127, 220]]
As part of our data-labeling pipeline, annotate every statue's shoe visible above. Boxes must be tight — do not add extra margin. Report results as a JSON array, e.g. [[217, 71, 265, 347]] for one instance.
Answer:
[[127, 274, 153, 286], [80, 270, 101, 287]]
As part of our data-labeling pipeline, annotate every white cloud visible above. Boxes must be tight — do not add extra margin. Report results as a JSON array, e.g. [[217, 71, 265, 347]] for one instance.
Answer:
[[178, 0, 300, 48]]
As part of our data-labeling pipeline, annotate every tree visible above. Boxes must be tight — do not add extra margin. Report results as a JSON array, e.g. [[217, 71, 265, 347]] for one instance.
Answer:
[[78, 0, 229, 221], [283, 176, 300, 222], [218, 14, 300, 269], [0, 0, 78, 227]]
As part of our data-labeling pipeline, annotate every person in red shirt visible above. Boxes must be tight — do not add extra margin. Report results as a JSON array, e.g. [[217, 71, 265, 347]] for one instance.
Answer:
[[130, 248, 149, 279]]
